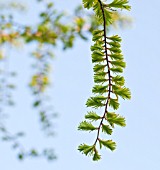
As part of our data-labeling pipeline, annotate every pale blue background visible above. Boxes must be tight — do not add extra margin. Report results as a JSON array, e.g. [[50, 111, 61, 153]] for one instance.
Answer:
[[1, 0, 160, 169]]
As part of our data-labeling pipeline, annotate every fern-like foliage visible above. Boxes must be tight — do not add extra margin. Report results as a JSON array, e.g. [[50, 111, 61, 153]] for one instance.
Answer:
[[78, 0, 131, 161]]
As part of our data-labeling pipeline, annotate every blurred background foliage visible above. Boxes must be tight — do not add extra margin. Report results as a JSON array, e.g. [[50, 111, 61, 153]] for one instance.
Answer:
[[0, 0, 132, 161]]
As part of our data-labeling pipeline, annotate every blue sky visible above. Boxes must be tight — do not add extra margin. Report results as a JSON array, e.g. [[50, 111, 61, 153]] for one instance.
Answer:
[[1, 0, 160, 170]]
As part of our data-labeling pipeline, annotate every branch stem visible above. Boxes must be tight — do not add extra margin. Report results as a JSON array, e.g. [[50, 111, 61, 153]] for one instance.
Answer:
[[94, 0, 112, 146]]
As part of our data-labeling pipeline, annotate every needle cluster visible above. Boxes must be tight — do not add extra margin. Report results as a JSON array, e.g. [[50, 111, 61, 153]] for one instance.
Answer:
[[78, 0, 131, 161]]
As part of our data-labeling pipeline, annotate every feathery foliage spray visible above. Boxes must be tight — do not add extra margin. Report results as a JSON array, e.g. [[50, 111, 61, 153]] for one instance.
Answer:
[[78, 0, 131, 161]]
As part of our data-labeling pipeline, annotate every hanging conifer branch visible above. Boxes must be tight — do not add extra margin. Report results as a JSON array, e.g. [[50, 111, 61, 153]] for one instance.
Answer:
[[78, 0, 131, 161]]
